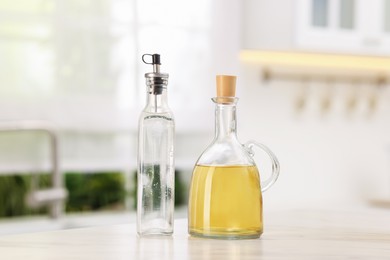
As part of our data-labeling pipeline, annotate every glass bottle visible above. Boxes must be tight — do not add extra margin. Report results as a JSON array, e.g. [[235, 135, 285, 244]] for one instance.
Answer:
[[137, 54, 175, 236], [188, 75, 280, 239]]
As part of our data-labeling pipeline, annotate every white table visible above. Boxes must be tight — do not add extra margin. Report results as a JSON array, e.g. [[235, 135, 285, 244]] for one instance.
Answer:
[[1, 208, 390, 259]]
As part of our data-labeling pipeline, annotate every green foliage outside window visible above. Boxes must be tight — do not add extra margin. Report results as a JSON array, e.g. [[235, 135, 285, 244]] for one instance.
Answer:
[[0, 172, 126, 218], [0, 170, 187, 218], [131, 168, 186, 209]]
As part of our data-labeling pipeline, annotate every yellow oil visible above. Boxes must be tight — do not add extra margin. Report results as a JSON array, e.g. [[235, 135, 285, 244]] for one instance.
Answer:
[[188, 165, 263, 239]]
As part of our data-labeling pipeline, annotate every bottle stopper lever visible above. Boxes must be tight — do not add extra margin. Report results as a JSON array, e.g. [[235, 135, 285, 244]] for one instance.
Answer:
[[142, 54, 161, 73]]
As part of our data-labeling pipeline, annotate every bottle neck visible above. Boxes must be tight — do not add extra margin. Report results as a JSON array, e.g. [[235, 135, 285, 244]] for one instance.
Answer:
[[215, 103, 238, 140], [145, 88, 169, 113]]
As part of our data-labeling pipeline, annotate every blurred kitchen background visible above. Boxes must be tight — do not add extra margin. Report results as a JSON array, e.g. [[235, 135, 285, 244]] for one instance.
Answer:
[[1, 0, 390, 234]]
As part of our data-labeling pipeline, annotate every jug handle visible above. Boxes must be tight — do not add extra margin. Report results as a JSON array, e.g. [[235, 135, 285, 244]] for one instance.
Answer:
[[244, 140, 280, 192]]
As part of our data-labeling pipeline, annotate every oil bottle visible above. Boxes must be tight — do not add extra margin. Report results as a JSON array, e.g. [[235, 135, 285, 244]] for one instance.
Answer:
[[188, 75, 280, 239], [137, 54, 175, 236]]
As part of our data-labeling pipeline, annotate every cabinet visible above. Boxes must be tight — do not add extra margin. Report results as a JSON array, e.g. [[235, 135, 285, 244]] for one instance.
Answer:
[[243, 0, 390, 55]]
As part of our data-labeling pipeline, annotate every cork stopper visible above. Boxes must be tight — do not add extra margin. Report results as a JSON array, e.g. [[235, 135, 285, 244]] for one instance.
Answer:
[[216, 75, 236, 103]]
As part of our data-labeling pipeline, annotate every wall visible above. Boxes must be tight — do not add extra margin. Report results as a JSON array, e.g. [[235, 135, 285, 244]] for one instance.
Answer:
[[2, 0, 390, 212], [242, 0, 294, 50], [238, 63, 390, 209], [238, 0, 390, 210]]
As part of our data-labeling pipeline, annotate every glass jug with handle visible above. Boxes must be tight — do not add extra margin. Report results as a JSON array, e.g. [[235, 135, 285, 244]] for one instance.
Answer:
[[188, 75, 280, 239]]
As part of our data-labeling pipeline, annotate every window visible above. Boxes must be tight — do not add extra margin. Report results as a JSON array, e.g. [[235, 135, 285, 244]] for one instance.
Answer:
[[384, 0, 390, 32], [0, 0, 212, 130], [312, 0, 329, 27], [339, 0, 355, 29]]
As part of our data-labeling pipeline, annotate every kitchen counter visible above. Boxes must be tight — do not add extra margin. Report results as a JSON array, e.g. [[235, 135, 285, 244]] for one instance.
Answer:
[[0, 208, 390, 259]]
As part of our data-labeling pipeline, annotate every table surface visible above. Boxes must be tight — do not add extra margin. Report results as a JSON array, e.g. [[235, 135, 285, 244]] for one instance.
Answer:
[[1, 208, 390, 260]]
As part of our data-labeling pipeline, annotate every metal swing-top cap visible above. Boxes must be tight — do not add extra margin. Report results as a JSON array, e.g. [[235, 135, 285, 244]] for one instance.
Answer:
[[215, 75, 237, 103], [142, 53, 169, 95]]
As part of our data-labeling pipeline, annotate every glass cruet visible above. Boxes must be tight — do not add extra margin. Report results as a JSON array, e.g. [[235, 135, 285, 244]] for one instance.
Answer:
[[188, 75, 280, 239], [137, 54, 175, 236]]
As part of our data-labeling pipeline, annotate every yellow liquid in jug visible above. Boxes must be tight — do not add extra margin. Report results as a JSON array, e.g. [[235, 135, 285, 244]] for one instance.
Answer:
[[188, 165, 263, 239]]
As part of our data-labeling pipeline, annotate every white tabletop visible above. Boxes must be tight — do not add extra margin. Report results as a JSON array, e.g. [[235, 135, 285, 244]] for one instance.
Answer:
[[0, 208, 390, 259]]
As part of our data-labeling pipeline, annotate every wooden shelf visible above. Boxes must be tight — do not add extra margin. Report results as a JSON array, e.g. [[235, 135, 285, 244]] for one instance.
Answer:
[[240, 50, 390, 83]]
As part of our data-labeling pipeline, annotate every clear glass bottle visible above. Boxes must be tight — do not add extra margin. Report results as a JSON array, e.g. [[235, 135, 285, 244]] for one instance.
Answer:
[[188, 75, 280, 239], [137, 54, 175, 236]]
